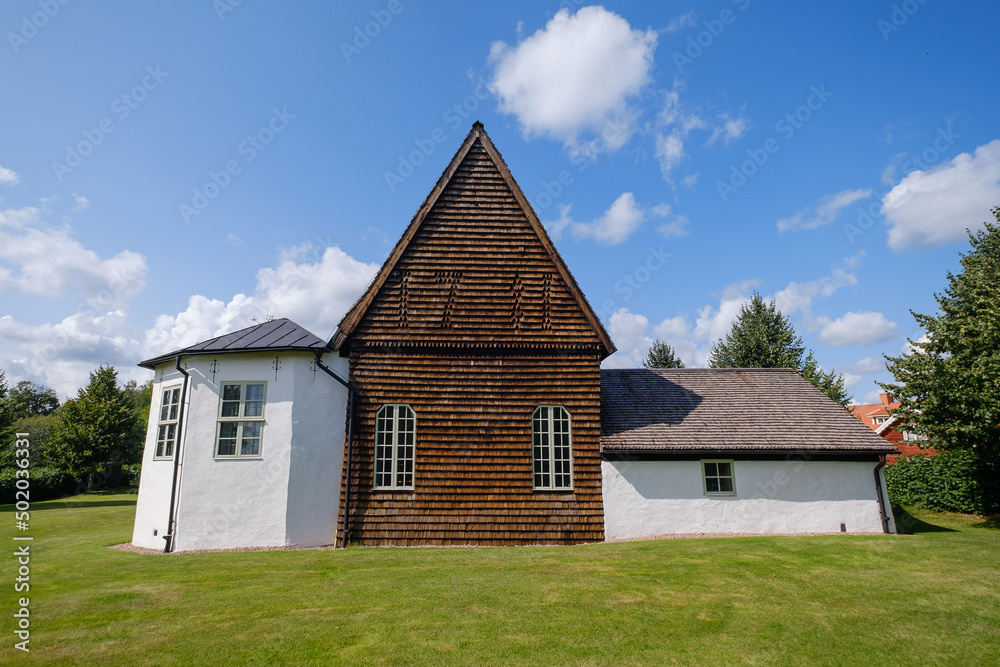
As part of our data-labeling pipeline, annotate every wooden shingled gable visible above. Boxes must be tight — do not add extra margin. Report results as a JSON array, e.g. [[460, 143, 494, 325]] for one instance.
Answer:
[[330, 121, 616, 358]]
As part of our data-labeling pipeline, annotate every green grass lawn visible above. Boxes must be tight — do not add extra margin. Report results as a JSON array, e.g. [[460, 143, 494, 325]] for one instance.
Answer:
[[2, 494, 999, 666]]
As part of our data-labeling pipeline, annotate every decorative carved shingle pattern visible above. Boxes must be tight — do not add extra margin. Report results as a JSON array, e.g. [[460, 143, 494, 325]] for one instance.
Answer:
[[350, 139, 603, 350]]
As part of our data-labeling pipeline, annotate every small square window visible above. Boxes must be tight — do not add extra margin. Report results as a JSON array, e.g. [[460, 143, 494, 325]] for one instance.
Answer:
[[703, 460, 735, 495]]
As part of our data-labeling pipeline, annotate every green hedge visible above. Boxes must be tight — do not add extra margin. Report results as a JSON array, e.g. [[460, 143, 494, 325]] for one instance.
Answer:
[[1, 463, 142, 504], [886, 450, 1000, 515], [1, 467, 79, 503]]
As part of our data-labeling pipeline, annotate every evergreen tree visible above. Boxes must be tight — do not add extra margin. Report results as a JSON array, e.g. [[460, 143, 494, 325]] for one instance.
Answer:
[[709, 292, 849, 405], [642, 339, 685, 368], [882, 208, 1000, 459], [50, 365, 143, 484]]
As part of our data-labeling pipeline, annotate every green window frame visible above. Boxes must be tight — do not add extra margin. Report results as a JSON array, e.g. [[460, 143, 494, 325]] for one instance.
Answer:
[[702, 460, 736, 495], [215, 382, 266, 459]]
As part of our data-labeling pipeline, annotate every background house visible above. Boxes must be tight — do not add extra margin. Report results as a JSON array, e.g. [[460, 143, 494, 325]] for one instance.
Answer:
[[850, 392, 933, 461]]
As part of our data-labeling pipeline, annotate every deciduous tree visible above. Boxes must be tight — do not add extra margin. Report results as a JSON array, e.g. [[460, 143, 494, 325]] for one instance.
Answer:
[[882, 208, 1000, 459], [50, 365, 143, 484]]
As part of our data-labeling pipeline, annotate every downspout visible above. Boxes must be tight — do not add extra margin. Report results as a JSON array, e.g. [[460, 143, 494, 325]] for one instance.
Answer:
[[314, 351, 355, 548], [164, 355, 190, 553], [873, 455, 890, 534]]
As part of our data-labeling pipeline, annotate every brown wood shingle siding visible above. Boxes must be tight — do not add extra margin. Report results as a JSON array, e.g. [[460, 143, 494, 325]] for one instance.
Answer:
[[335, 127, 609, 546], [338, 352, 604, 546]]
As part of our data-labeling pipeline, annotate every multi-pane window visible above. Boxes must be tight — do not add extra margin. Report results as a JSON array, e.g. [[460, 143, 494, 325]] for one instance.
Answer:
[[703, 460, 735, 495], [216, 382, 266, 459], [154, 385, 182, 459], [374, 404, 415, 489], [532, 406, 572, 490]]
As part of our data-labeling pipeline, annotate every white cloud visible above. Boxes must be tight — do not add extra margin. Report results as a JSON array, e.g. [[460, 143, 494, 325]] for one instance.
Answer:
[[706, 112, 750, 147], [489, 7, 656, 153], [0, 243, 379, 400], [902, 333, 931, 354], [551, 193, 674, 246], [844, 356, 887, 375], [0, 165, 20, 185], [0, 310, 145, 399], [883, 139, 1000, 250], [0, 206, 147, 305], [657, 214, 690, 239], [543, 204, 574, 240], [654, 85, 749, 184], [144, 244, 379, 355], [655, 129, 686, 182], [817, 311, 899, 346], [225, 232, 244, 246], [663, 11, 696, 33], [777, 188, 873, 232], [772, 252, 863, 326], [72, 193, 89, 210]]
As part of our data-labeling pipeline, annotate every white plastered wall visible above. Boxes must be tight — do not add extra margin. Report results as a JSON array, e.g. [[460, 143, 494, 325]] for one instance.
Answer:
[[602, 458, 896, 540], [131, 351, 347, 552]]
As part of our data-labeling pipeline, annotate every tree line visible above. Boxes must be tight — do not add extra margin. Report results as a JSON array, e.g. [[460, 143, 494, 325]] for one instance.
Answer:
[[1, 366, 150, 498]]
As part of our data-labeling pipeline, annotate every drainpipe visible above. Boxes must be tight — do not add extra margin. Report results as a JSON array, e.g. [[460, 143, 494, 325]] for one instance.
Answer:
[[873, 455, 890, 534], [314, 351, 355, 548], [163, 356, 190, 553]]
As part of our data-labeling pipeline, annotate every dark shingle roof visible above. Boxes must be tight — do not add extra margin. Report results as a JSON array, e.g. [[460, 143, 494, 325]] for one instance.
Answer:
[[139, 318, 326, 369], [601, 368, 896, 453]]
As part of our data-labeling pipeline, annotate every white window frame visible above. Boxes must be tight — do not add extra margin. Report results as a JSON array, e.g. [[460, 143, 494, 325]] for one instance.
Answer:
[[373, 404, 416, 490], [154, 384, 182, 460], [702, 459, 736, 496], [215, 381, 267, 460], [532, 405, 573, 491]]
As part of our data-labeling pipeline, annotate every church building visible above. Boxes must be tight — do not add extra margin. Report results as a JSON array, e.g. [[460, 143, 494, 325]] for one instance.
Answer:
[[132, 123, 895, 552]]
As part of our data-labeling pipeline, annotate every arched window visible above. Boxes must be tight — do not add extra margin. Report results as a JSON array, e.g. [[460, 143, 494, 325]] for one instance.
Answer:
[[374, 404, 415, 490], [532, 406, 572, 490]]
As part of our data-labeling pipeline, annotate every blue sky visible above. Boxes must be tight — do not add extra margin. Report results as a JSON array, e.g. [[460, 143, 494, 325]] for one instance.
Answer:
[[2, 0, 999, 401]]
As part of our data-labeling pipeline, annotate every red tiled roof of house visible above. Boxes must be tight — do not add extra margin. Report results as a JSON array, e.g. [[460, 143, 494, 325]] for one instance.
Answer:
[[848, 393, 936, 461]]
